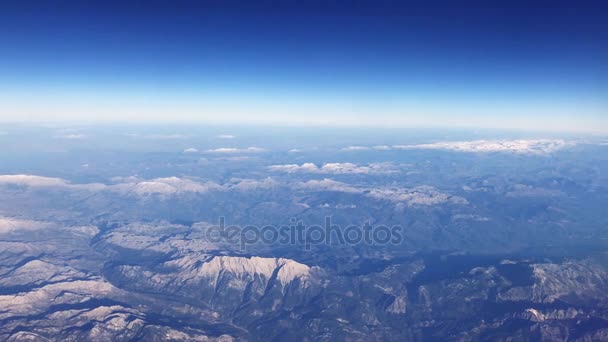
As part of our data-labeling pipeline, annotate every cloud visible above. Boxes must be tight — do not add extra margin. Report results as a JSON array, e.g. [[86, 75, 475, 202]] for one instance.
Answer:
[[0, 175, 69, 187], [206, 148, 239, 153], [0, 175, 106, 191], [227, 177, 279, 191], [366, 185, 468, 206], [217, 134, 235, 139], [269, 162, 397, 174], [341, 145, 399, 151], [110, 176, 140, 183], [452, 214, 490, 222], [0, 174, 288, 198], [322, 162, 397, 174], [214, 156, 255, 161], [112, 177, 223, 196], [183, 148, 199, 153], [125, 133, 188, 139], [336, 204, 357, 209], [206, 147, 266, 153], [394, 139, 572, 154], [269, 163, 318, 173], [339, 139, 573, 154], [0, 174, 220, 197], [293, 178, 465, 207], [342, 146, 371, 151], [55, 134, 87, 140], [0, 217, 98, 237], [295, 179, 361, 193], [0, 174, 464, 207], [0, 217, 50, 234]]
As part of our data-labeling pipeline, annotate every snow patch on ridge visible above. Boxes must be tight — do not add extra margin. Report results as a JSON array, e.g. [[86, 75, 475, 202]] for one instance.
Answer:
[[169, 255, 313, 287]]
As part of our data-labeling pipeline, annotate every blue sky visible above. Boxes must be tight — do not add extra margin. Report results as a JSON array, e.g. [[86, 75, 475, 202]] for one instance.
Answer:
[[0, 1, 606, 132]]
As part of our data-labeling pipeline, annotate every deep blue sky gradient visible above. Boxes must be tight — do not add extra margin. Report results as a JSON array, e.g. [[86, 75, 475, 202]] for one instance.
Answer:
[[0, 1, 606, 131]]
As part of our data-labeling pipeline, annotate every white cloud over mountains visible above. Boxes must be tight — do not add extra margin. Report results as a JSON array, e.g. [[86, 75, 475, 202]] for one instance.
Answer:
[[226, 177, 279, 191], [295, 179, 466, 206], [0, 175, 69, 187], [341, 145, 391, 151], [0, 217, 49, 234], [269, 162, 397, 174], [0, 175, 219, 197], [0, 217, 98, 236], [55, 134, 87, 140], [0, 174, 464, 207], [397, 139, 572, 154], [125, 133, 188, 140], [206, 147, 266, 153], [342, 139, 573, 154], [367, 186, 468, 206], [0, 174, 278, 197], [295, 179, 361, 193], [114, 177, 223, 196], [341, 146, 371, 151]]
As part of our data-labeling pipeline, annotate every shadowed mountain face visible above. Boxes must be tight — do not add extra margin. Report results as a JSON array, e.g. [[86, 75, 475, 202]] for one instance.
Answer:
[[0, 127, 607, 341]]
